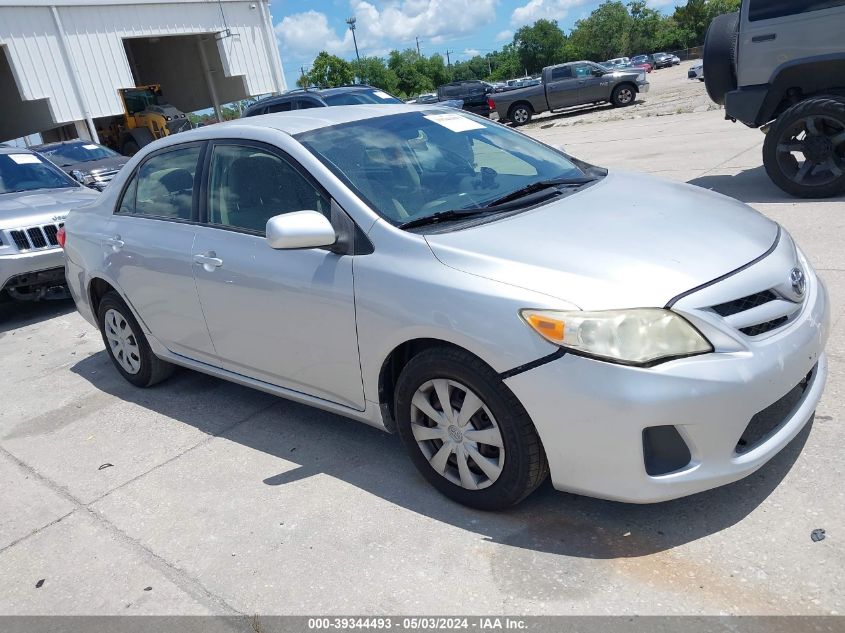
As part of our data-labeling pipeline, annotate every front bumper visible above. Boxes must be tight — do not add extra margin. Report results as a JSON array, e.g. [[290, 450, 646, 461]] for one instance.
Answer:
[[504, 271, 829, 504], [0, 248, 65, 294]]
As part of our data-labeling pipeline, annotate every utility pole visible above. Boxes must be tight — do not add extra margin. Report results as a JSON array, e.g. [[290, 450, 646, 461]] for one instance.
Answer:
[[346, 17, 360, 64], [446, 49, 453, 69], [300, 66, 308, 88], [416, 36, 421, 57]]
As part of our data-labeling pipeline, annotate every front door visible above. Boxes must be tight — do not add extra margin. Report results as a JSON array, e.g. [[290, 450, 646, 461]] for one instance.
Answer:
[[191, 142, 364, 409], [104, 142, 216, 361], [573, 63, 608, 103]]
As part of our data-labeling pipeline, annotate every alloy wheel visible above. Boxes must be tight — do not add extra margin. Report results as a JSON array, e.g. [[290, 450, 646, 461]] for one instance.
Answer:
[[775, 114, 845, 189], [513, 108, 529, 124], [104, 308, 141, 375], [617, 88, 634, 104], [410, 379, 505, 490]]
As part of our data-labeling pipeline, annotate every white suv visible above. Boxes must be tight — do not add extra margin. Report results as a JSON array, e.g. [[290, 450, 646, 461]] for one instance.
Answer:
[[704, 0, 845, 198]]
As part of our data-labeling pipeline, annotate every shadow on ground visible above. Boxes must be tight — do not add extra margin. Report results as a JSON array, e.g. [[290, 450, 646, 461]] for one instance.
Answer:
[[518, 102, 634, 129], [689, 166, 845, 204], [71, 350, 810, 561], [0, 298, 75, 335]]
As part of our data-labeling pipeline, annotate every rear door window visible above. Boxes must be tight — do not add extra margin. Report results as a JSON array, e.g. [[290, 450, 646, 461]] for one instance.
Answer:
[[749, 0, 845, 20], [127, 145, 202, 220]]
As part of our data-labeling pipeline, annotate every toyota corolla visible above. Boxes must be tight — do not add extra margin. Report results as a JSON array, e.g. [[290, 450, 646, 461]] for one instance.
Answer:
[[63, 105, 828, 509]]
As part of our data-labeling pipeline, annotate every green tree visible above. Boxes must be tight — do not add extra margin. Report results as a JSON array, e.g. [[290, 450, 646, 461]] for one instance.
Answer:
[[351, 56, 399, 93], [569, 1, 632, 62], [513, 19, 568, 75], [298, 51, 354, 88]]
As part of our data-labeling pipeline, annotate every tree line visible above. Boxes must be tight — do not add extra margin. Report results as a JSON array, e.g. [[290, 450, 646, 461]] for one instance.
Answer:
[[296, 0, 740, 98]]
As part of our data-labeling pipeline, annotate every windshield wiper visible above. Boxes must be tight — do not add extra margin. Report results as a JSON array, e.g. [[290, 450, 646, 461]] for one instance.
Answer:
[[484, 177, 596, 208], [399, 208, 491, 230]]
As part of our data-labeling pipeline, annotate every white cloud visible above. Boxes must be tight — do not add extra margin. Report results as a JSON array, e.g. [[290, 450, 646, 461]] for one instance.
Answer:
[[510, 0, 591, 27], [463, 48, 481, 58], [495, 29, 514, 41], [275, 0, 498, 61]]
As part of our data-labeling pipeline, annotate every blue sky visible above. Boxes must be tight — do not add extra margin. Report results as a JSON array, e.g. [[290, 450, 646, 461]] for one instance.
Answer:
[[269, 0, 685, 87]]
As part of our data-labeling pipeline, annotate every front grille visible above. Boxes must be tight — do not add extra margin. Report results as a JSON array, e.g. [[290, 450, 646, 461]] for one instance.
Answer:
[[27, 227, 47, 248], [7, 224, 62, 251], [736, 366, 815, 454], [93, 169, 118, 183], [10, 230, 30, 250], [711, 290, 777, 317], [739, 317, 789, 337]]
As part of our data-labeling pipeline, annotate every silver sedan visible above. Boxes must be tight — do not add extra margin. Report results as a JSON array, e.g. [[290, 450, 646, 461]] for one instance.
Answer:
[[63, 105, 829, 509]]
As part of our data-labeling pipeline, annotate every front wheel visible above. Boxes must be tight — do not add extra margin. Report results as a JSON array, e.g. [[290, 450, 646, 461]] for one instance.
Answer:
[[97, 291, 174, 387], [395, 348, 548, 510], [611, 84, 636, 107], [509, 104, 532, 126], [762, 97, 845, 199]]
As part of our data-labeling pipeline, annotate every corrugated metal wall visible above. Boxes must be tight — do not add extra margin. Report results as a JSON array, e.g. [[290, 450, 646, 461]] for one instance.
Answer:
[[0, 0, 284, 128]]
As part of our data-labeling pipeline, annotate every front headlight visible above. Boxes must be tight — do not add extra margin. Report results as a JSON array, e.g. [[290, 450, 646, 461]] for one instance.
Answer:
[[521, 308, 712, 366]]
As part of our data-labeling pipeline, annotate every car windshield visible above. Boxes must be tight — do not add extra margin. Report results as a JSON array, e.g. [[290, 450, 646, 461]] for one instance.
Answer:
[[0, 152, 78, 194], [323, 90, 403, 106], [296, 110, 587, 226], [39, 142, 119, 167]]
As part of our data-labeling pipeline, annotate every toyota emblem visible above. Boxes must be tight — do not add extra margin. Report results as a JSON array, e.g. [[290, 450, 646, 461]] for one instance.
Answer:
[[790, 267, 806, 297]]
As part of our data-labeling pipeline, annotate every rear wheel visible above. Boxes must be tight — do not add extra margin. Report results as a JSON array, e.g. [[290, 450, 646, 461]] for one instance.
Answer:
[[97, 291, 174, 387], [611, 84, 636, 107], [762, 97, 845, 198], [509, 104, 532, 126], [395, 348, 548, 510]]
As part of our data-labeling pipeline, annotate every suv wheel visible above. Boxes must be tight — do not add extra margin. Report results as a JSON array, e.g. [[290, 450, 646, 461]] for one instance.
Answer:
[[97, 291, 174, 387], [509, 104, 532, 126], [611, 84, 636, 107], [762, 97, 845, 199], [395, 347, 548, 510]]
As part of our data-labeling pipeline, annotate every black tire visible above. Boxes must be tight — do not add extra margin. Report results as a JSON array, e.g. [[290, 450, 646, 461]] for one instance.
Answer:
[[395, 347, 549, 510], [97, 291, 174, 387], [121, 140, 140, 157], [611, 83, 637, 107], [703, 11, 739, 105], [509, 103, 532, 126], [762, 97, 845, 199]]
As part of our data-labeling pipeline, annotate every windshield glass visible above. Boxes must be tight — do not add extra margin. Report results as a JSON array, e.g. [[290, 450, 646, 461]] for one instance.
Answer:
[[39, 143, 119, 167], [0, 153, 78, 194], [296, 110, 586, 225], [323, 90, 403, 106]]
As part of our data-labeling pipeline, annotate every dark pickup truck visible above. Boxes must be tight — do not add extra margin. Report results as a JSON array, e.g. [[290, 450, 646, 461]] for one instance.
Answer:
[[489, 60, 649, 125], [437, 80, 493, 117]]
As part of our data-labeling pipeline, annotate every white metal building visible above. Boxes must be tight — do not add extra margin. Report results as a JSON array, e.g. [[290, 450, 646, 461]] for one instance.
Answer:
[[0, 0, 286, 143]]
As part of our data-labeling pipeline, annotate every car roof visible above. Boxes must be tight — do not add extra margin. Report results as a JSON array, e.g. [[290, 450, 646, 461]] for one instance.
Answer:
[[167, 104, 463, 140], [0, 146, 36, 155]]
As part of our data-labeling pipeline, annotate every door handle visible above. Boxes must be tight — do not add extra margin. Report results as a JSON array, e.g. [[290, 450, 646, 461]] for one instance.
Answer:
[[193, 252, 223, 271], [752, 33, 776, 42], [105, 235, 124, 250]]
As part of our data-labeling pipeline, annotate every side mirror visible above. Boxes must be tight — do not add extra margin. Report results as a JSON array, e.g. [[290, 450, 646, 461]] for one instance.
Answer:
[[592, 69, 605, 77], [266, 210, 336, 250]]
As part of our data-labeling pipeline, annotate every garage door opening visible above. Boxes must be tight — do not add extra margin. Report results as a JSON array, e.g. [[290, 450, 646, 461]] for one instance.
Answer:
[[0, 46, 56, 142], [123, 33, 248, 115]]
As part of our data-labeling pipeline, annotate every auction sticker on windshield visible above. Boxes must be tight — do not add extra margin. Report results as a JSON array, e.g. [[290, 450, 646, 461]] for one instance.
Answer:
[[373, 90, 393, 100], [8, 154, 41, 165], [83, 144, 100, 150], [424, 113, 485, 132]]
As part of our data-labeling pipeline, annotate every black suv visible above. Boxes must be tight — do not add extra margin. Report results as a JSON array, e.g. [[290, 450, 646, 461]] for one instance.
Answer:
[[436, 81, 493, 117], [242, 85, 403, 117]]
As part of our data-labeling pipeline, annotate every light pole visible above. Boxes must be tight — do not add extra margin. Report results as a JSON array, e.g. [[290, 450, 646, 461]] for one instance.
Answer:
[[346, 17, 360, 64]]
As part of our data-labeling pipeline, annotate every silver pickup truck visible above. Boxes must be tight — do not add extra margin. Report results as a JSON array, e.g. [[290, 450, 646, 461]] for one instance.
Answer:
[[490, 60, 649, 126]]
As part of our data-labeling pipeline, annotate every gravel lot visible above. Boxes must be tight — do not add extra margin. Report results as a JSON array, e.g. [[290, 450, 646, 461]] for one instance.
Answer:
[[517, 60, 718, 130], [0, 103, 843, 618]]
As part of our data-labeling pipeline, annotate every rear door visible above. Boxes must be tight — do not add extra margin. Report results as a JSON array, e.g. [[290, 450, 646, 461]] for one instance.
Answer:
[[739, 0, 845, 86], [104, 142, 216, 362], [544, 65, 580, 109], [190, 140, 364, 409]]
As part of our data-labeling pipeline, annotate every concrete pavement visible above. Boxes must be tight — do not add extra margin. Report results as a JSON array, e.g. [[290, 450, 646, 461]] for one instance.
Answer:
[[0, 109, 843, 616]]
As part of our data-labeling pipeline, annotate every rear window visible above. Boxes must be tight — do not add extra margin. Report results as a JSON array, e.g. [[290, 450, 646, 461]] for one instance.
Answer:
[[749, 0, 845, 20]]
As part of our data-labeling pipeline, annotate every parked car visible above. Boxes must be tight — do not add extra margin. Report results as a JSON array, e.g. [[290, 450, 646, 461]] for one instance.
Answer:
[[704, 2, 845, 198], [436, 80, 493, 117], [34, 140, 128, 191], [631, 61, 653, 73], [415, 93, 438, 104], [242, 85, 403, 117], [670, 54, 681, 65], [411, 92, 464, 110], [605, 57, 631, 67], [1, 147, 99, 302], [490, 61, 649, 125], [688, 61, 704, 81], [632, 53, 671, 69], [63, 104, 828, 509]]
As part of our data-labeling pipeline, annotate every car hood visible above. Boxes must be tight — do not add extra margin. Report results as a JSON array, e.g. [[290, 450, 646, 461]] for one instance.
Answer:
[[0, 187, 99, 230], [424, 171, 779, 310], [60, 156, 127, 176]]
